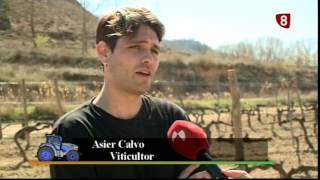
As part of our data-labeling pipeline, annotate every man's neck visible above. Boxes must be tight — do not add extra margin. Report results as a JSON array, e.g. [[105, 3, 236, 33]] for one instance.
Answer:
[[92, 83, 143, 120]]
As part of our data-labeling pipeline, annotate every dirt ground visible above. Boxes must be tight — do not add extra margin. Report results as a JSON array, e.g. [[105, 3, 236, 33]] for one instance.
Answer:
[[0, 122, 51, 178], [0, 107, 318, 178]]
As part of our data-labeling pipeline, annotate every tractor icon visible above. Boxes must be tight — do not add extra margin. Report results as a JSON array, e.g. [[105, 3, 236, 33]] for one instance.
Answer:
[[37, 134, 80, 161]]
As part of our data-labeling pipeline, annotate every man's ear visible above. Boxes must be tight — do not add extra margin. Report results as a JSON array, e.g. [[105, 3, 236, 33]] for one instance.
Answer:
[[96, 41, 111, 65]]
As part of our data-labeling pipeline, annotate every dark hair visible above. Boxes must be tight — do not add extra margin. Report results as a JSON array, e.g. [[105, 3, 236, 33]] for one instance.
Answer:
[[96, 6, 165, 51]]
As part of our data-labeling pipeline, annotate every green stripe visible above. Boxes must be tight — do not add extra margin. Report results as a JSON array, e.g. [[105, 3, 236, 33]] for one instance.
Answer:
[[32, 161, 275, 165], [99, 161, 275, 165]]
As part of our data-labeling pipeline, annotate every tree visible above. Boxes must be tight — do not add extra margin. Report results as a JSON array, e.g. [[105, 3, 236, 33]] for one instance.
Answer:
[[255, 37, 285, 62], [29, 0, 37, 48], [234, 42, 255, 61], [289, 39, 316, 67], [81, 0, 87, 57], [311, 49, 318, 66], [218, 42, 255, 61], [0, 0, 11, 30]]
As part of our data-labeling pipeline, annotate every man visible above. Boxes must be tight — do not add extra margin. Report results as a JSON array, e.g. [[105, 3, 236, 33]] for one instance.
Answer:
[[50, 6, 250, 179]]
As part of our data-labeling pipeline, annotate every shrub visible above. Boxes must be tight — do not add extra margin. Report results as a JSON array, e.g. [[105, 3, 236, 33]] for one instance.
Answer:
[[35, 34, 49, 47], [30, 105, 58, 120]]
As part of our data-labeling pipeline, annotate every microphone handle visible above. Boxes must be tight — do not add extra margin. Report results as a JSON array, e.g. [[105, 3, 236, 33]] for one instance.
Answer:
[[197, 152, 227, 179]]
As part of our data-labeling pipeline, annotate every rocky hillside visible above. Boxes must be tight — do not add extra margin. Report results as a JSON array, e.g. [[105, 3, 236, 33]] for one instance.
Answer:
[[0, 0, 317, 95], [0, 0, 213, 55], [2, 0, 97, 39], [162, 39, 211, 54]]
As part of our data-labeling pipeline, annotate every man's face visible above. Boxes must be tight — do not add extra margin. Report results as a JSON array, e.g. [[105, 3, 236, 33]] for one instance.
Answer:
[[105, 25, 160, 95]]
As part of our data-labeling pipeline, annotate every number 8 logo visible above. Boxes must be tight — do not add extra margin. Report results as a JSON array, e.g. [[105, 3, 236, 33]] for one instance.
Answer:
[[280, 15, 288, 26], [276, 13, 291, 29]]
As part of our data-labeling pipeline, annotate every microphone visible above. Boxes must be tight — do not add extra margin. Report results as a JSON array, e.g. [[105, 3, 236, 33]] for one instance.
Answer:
[[167, 120, 227, 179]]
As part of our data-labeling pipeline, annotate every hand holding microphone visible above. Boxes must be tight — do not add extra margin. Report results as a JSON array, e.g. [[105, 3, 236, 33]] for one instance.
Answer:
[[167, 120, 227, 179]]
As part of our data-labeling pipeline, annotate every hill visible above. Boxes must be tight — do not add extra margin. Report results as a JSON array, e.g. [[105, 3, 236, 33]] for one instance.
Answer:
[[162, 39, 211, 54], [1, 0, 214, 55], [0, 0, 317, 95], [2, 0, 97, 39], [0, 0, 99, 57]]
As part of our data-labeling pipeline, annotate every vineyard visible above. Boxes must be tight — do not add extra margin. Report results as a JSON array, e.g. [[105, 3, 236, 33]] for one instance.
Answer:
[[0, 0, 317, 178], [0, 75, 318, 178]]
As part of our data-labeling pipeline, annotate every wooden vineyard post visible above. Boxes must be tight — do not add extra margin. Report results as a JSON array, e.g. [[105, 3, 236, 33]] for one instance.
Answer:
[[20, 79, 30, 144], [315, 104, 318, 137], [227, 69, 245, 169], [53, 79, 64, 116], [0, 118, 2, 139], [287, 79, 295, 147], [293, 77, 305, 120], [216, 78, 221, 122], [314, 75, 318, 137]]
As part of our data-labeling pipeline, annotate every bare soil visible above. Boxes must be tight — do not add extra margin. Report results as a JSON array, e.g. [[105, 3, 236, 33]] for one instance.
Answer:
[[0, 107, 318, 178]]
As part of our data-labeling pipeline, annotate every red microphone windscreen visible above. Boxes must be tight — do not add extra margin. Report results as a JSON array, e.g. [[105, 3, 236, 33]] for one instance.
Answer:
[[167, 120, 209, 160]]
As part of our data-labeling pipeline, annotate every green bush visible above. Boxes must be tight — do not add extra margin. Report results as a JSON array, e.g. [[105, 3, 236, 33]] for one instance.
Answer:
[[30, 105, 58, 120], [0, 0, 11, 30], [35, 34, 49, 47]]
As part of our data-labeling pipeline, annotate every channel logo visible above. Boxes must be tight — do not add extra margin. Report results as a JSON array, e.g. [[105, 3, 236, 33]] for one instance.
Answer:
[[276, 13, 291, 29]]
